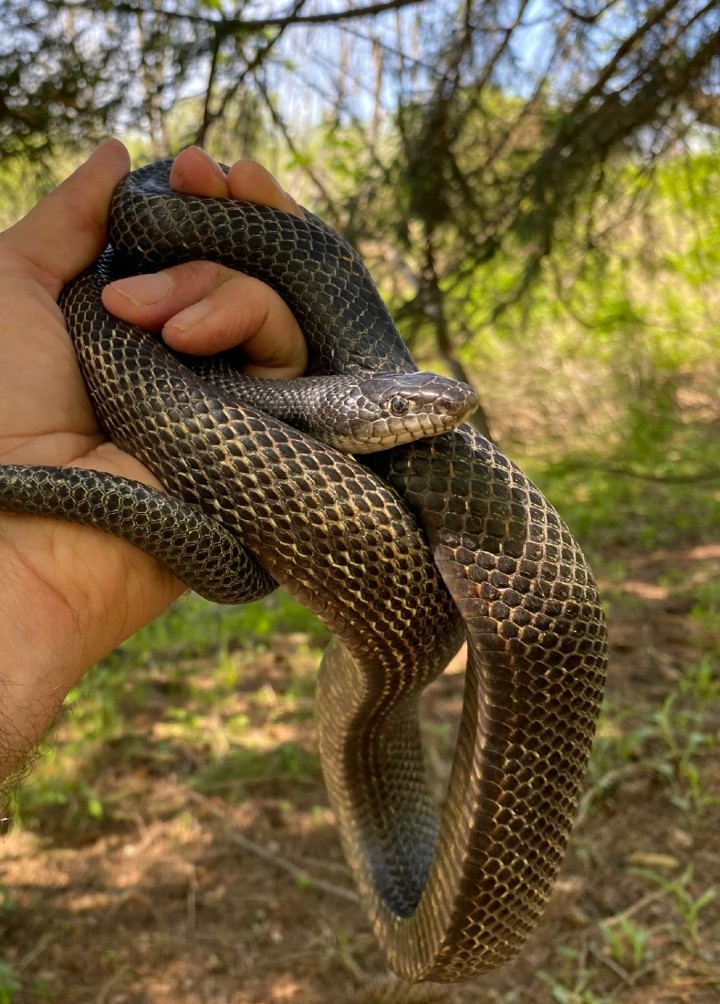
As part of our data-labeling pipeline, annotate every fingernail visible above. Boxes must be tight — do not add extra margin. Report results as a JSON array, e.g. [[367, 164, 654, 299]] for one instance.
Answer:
[[172, 147, 228, 196], [109, 271, 172, 306], [283, 191, 305, 219], [187, 145, 221, 170], [165, 300, 212, 333]]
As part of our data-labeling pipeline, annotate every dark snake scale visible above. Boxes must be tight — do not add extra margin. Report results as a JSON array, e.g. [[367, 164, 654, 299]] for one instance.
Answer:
[[0, 161, 608, 982]]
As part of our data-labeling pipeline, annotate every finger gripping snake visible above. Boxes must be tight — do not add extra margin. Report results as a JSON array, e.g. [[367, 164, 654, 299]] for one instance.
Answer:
[[0, 161, 607, 983]]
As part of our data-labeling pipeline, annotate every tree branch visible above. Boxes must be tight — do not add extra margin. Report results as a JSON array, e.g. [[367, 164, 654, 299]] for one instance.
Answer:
[[51, 0, 429, 31]]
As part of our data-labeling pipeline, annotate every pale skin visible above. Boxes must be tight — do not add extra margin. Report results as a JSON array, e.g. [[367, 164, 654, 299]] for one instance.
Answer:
[[0, 140, 305, 789]]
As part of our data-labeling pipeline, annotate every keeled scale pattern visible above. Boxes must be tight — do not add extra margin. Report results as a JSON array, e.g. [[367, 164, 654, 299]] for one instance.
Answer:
[[0, 161, 608, 983], [362, 427, 607, 979], [0, 463, 273, 604]]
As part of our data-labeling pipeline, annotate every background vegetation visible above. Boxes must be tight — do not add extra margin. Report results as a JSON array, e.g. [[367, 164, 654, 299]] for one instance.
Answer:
[[0, 1, 718, 1001]]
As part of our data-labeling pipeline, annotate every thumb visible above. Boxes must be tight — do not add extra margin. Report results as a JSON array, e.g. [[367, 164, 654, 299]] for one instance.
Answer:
[[1, 139, 130, 297]]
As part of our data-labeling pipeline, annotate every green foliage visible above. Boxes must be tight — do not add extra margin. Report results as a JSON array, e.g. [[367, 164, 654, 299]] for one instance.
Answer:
[[1, 29, 718, 997], [192, 742, 321, 797], [14, 591, 325, 827], [528, 427, 719, 556], [18, 774, 105, 826], [311, 117, 719, 512], [111, 590, 325, 667], [598, 915, 651, 970], [535, 861, 717, 1002], [0, 965, 20, 1004], [632, 867, 717, 947], [0, 158, 55, 228], [537, 948, 610, 1004], [0, 886, 15, 920], [650, 672, 720, 820], [585, 649, 720, 825]]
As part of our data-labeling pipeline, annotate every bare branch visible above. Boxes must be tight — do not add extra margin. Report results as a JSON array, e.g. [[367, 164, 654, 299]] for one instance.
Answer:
[[50, 0, 430, 31]]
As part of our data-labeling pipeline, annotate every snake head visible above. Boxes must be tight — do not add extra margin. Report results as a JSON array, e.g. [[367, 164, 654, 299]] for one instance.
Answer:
[[335, 371, 479, 453]]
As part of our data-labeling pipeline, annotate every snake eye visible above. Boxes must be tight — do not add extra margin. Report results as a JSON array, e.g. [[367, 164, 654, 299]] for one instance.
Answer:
[[389, 395, 409, 416]]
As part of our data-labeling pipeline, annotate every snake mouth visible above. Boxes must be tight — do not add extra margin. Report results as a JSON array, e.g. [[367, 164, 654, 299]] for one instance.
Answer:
[[389, 370, 478, 414], [333, 371, 480, 452], [385, 371, 479, 437], [437, 382, 479, 424]]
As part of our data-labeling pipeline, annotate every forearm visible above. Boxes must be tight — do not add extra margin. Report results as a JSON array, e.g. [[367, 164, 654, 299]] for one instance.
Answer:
[[0, 511, 183, 787], [0, 534, 80, 785]]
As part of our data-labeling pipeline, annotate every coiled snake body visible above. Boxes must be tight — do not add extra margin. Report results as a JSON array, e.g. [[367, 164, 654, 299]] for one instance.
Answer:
[[0, 161, 607, 983]]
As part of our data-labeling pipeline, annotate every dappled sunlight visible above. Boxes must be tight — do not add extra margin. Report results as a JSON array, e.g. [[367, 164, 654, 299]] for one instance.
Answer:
[[1, 2, 717, 998], [5, 535, 718, 1001]]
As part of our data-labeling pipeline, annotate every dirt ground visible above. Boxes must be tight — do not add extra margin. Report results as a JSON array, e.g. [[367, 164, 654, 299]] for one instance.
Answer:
[[1, 543, 718, 1004]]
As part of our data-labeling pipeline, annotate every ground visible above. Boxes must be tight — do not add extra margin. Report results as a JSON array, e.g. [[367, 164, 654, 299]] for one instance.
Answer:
[[0, 539, 718, 1004]]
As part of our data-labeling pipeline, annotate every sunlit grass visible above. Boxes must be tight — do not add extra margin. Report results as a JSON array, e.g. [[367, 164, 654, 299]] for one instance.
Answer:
[[15, 590, 326, 830]]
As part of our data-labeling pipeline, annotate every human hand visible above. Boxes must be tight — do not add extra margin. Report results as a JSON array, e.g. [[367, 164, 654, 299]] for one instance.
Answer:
[[102, 145, 306, 379], [0, 141, 304, 782]]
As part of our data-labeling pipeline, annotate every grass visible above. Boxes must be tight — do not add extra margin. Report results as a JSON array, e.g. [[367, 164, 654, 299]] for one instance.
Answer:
[[4, 405, 719, 1003], [583, 651, 720, 821], [14, 590, 326, 831], [523, 414, 720, 556], [535, 483, 720, 1004], [536, 860, 719, 1004]]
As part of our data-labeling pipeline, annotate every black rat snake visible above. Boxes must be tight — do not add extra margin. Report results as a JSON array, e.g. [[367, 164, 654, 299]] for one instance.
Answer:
[[0, 160, 607, 983]]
